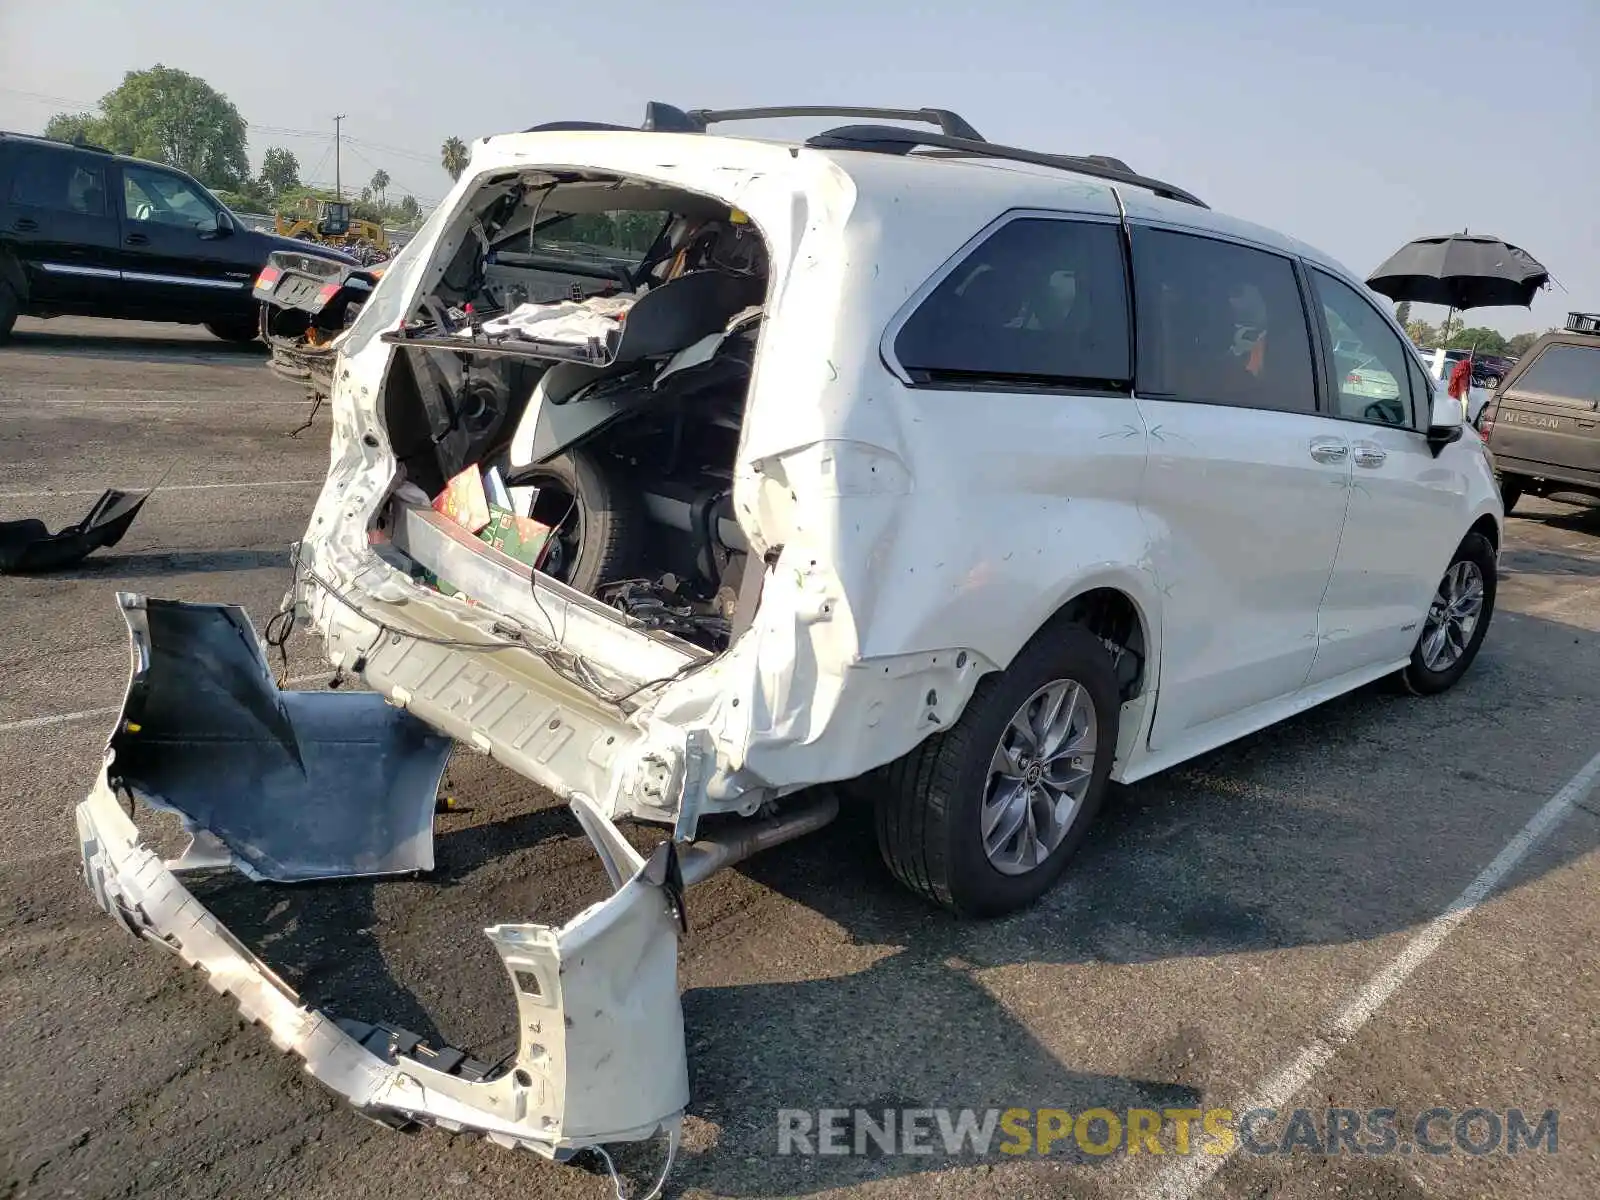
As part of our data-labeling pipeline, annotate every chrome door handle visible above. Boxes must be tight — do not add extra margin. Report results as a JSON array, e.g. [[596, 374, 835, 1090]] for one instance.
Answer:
[[1309, 438, 1348, 464], [1353, 443, 1387, 468]]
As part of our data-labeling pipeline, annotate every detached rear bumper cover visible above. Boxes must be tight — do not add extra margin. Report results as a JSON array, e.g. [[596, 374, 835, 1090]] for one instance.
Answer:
[[75, 594, 689, 1157]]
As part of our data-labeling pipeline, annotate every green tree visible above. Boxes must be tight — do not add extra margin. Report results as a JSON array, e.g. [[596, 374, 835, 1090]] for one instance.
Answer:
[[1405, 319, 1441, 347], [369, 168, 390, 204], [395, 194, 421, 223], [1394, 301, 1411, 328], [1506, 331, 1543, 356], [259, 146, 300, 197], [1446, 326, 1510, 354], [441, 136, 469, 181], [48, 66, 251, 189], [43, 112, 104, 145]]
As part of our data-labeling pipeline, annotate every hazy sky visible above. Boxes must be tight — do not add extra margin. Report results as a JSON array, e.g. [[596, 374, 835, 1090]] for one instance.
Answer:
[[2, 0, 1594, 336]]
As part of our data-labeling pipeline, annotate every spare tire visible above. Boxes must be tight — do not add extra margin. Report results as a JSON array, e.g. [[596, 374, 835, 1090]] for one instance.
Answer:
[[514, 446, 641, 595]]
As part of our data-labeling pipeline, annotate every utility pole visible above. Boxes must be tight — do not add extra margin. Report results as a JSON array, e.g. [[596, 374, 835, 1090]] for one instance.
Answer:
[[333, 114, 346, 199]]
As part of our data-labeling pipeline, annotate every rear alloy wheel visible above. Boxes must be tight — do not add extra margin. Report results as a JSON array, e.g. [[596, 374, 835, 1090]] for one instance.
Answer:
[[0, 280, 18, 344], [875, 624, 1119, 917], [205, 319, 260, 344], [1400, 532, 1496, 695]]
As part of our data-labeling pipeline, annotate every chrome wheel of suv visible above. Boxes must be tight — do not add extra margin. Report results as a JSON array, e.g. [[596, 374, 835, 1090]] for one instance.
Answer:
[[983, 679, 1098, 875], [1420, 559, 1485, 672]]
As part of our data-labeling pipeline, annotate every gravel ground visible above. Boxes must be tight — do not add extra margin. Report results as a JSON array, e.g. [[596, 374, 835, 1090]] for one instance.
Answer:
[[1, 317, 1595, 1200]]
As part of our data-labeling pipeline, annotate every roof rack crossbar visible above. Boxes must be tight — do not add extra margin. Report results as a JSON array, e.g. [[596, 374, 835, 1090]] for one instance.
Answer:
[[803, 125, 1207, 208], [685, 106, 984, 141]]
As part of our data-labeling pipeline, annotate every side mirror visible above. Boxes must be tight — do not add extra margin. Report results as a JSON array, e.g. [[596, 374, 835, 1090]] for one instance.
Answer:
[[1425, 386, 1464, 457], [201, 211, 234, 240]]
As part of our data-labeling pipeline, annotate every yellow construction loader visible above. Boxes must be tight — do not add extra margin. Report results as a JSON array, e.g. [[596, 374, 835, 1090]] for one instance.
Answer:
[[274, 198, 388, 254]]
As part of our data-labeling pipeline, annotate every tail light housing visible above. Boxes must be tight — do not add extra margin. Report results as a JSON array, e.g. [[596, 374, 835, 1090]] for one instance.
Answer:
[[1478, 403, 1496, 442], [252, 264, 282, 294]]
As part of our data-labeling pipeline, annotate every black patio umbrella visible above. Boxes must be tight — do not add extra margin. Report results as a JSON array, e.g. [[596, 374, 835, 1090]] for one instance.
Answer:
[[1366, 232, 1549, 310]]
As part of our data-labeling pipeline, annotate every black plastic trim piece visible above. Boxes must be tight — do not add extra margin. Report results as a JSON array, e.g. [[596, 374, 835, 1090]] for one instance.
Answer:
[[804, 125, 1206, 208], [686, 106, 984, 141]]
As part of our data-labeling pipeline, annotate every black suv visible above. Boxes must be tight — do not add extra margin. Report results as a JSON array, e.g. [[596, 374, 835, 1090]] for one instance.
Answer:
[[1480, 312, 1600, 512], [0, 131, 355, 344]]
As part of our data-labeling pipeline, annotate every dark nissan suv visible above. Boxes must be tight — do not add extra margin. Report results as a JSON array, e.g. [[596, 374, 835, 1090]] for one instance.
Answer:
[[0, 131, 355, 344], [1480, 312, 1600, 512]]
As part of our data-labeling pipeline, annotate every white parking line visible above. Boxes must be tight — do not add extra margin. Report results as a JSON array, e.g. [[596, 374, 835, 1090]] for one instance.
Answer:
[[0, 479, 319, 500], [1144, 744, 1600, 1200], [0, 671, 335, 736]]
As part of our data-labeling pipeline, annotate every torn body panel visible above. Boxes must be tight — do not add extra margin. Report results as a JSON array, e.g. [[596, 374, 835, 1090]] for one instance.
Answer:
[[0, 488, 148, 574], [75, 592, 693, 1156]]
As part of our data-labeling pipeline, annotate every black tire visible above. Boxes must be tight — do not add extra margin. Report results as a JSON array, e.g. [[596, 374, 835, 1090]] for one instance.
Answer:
[[874, 624, 1120, 918], [1399, 532, 1496, 696], [515, 446, 641, 594], [1498, 474, 1523, 515], [0, 279, 18, 344], [205, 319, 260, 344]]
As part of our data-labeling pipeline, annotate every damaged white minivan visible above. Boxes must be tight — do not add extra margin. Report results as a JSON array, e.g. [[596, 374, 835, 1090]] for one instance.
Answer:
[[76, 104, 1503, 1182]]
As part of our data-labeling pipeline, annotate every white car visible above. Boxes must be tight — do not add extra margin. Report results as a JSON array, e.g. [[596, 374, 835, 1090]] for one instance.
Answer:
[[76, 104, 1504, 1178]]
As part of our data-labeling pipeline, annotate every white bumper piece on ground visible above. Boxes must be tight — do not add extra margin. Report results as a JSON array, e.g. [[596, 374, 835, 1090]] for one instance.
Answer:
[[74, 593, 691, 1162]]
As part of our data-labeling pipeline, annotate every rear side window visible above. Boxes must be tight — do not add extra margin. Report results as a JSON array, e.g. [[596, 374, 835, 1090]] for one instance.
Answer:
[[5, 146, 106, 216], [1130, 227, 1317, 414], [1507, 343, 1600, 407], [1307, 268, 1423, 428], [893, 217, 1131, 391]]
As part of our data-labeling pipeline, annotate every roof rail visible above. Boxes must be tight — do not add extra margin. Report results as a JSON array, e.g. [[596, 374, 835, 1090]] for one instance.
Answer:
[[685, 106, 984, 141], [803, 124, 1207, 208], [522, 102, 984, 141]]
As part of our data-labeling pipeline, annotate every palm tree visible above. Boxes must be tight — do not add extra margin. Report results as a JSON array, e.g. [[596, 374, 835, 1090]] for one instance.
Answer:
[[440, 137, 469, 182], [369, 168, 390, 205]]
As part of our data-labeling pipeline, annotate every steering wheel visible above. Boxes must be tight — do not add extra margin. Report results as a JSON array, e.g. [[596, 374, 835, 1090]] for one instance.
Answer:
[[1363, 398, 1405, 426]]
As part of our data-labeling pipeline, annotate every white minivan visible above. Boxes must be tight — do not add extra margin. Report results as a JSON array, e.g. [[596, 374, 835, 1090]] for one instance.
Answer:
[[77, 104, 1504, 1170]]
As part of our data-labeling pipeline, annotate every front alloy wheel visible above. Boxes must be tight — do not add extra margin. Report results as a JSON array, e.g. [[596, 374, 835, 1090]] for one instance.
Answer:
[[1400, 531, 1496, 695], [983, 680, 1098, 875], [1419, 559, 1485, 673]]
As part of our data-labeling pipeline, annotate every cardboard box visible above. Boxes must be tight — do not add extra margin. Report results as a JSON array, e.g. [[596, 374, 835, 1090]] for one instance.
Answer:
[[433, 466, 491, 534], [478, 507, 551, 569]]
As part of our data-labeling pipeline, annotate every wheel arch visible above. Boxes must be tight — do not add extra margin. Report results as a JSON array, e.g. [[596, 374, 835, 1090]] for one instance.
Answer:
[[1468, 509, 1501, 555], [1015, 571, 1161, 705]]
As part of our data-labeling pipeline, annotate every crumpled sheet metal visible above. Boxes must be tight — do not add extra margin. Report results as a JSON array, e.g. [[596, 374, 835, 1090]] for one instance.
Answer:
[[0, 489, 148, 574], [107, 593, 451, 881], [76, 592, 692, 1157]]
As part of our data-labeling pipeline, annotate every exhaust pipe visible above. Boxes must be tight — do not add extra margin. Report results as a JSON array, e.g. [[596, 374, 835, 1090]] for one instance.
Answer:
[[678, 790, 840, 886]]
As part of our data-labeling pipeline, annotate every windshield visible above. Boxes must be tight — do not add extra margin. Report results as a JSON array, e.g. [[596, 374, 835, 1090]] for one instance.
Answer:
[[1508, 343, 1600, 406], [530, 210, 670, 267]]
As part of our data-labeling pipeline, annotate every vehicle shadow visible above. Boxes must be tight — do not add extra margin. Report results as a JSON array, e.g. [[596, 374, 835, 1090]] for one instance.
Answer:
[[5, 328, 267, 366], [194, 793, 590, 1061], [1524, 502, 1600, 537], [34, 548, 291, 581]]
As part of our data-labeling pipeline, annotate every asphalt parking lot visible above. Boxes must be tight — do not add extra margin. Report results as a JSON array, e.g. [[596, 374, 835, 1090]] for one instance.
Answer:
[[2, 316, 1597, 1200]]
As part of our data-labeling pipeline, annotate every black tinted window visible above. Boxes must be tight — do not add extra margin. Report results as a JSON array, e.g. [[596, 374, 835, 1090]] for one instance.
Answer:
[[1309, 268, 1421, 428], [6, 146, 106, 216], [1509, 343, 1600, 406], [1131, 228, 1317, 414], [894, 218, 1131, 389]]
